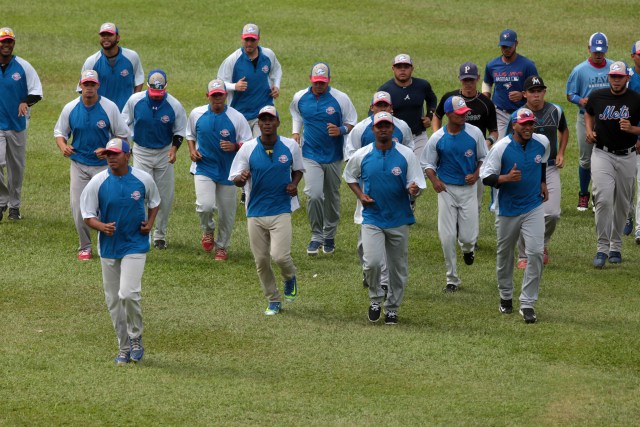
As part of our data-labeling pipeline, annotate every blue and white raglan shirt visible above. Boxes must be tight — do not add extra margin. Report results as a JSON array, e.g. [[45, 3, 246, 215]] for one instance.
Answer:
[[483, 55, 538, 111], [80, 166, 160, 259], [343, 142, 426, 229], [80, 47, 144, 111], [629, 68, 640, 93], [479, 134, 550, 217], [422, 123, 487, 185], [290, 86, 357, 164], [217, 46, 282, 121], [228, 136, 305, 216], [506, 103, 567, 162], [0, 55, 42, 132], [344, 115, 414, 160], [186, 104, 252, 185], [121, 91, 187, 149], [566, 59, 613, 114], [54, 96, 130, 166]]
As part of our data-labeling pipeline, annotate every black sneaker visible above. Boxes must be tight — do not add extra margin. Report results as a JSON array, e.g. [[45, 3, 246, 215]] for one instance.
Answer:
[[443, 283, 458, 293], [154, 240, 167, 250], [8, 207, 21, 220], [385, 310, 398, 325], [0, 206, 6, 221], [499, 298, 513, 314], [463, 251, 475, 265], [368, 302, 381, 322], [519, 308, 537, 324]]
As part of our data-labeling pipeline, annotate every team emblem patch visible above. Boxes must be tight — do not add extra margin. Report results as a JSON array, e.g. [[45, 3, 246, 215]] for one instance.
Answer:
[[120, 69, 129, 77], [96, 120, 106, 128], [535, 154, 542, 164], [391, 166, 402, 176], [326, 106, 335, 115], [161, 115, 170, 123], [392, 137, 399, 144], [503, 82, 512, 90], [465, 149, 473, 158], [131, 191, 141, 201], [220, 129, 230, 137], [12, 72, 21, 81], [262, 65, 269, 73], [278, 155, 288, 163]]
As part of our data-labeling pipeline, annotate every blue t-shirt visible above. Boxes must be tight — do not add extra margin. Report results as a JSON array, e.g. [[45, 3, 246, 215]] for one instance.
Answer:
[[122, 91, 187, 149], [484, 54, 538, 111], [0, 56, 42, 131], [566, 59, 613, 114]]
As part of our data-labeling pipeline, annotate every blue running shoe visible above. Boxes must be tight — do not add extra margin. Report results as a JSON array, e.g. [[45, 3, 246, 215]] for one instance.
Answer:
[[284, 276, 298, 301], [130, 336, 144, 362], [307, 241, 322, 256], [624, 217, 633, 236], [323, 238, 335, 254], [609, 251, 622, 264], [265, 301, 282, 316], [114, 349, 130, 365], [593, 252, 607, 269]]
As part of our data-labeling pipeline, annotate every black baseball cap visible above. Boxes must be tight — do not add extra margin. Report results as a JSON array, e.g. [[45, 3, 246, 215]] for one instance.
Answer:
[[523, 75, 546, 91]]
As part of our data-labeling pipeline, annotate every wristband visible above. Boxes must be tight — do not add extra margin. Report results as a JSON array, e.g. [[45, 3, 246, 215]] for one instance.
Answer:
[[569, 94, 582, 105], [339, 125, 349, 135], [172, 135, 183, 149], [487, 136, 496, 145]]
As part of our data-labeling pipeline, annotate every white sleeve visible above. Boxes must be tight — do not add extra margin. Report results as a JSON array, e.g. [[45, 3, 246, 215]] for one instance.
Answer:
[[290, 90, 305, 134], [469, 125, 488, 162], [122, 49, 145, 86], [539, 135, 551, 163], [15, 57, 42, 97], [334, 89, 358, 126], [344, 120, 365, 160], [421, 132, 440, 171], [229, 108, 253, 143], [282, 137, 305, 173], [121, 95, 135, 126], [103, 99, 130, 139], [80, 172, 108, 219], [480, 139, 509, 179], [186, 106, 206, 141], [53, 100, 78, 139], [343, 147, 366, 184], [145, 176, 161, 209], [167, 95, 187, 137], [264, 48, 282, 88], [217, 50, 241, 92], [228, 140, 254, 180], [401, 146, 427, 189], [396, 118, 414, 150]]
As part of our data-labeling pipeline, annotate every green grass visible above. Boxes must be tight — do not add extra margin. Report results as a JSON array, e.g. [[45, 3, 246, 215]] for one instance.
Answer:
[[2, 1, 640, 425]]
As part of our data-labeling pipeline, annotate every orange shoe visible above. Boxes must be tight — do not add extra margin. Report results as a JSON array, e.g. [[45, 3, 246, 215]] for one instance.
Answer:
[[516, 259, 527, 269], [201, 233, 214, 252], [214, 247, 228, 261], [543, 247, 549, 265]]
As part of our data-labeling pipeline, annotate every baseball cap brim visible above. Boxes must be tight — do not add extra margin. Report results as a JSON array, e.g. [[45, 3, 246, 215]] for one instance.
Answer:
[[0, 35, 15, 41], [242, 34, 259, 40], [310, 76, 330, 83], [458, 73, 478, 80], [207, 88, 226, 96], [148, 88, 166, 97], [499, 41, 516, 47], [453, 106, 471, 115], [80, 77, 99, 85], [516, 118, 535, 124]]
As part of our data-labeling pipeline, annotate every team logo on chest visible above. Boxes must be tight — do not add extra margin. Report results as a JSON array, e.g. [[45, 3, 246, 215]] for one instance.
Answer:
[[220, 129, 230, 138], [12, 72, 21, 81], [96, 120, 107, 128], [161, 115, 170, 123], [391, 166, 402, 176], [404, 94, 410, 101], [534, 154, 542, 164], [326, 106, 335, 115], [464, 149, 474, 158], [262, 65, 269, 73], [120, 69, 129, 77], [599, 105, 630, 120], [278, 154, 288, 163], [131, 190, 141, 200]]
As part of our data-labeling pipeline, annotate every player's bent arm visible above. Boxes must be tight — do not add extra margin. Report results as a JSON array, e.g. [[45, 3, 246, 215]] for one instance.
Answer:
[[141, 206, 160, 234], [84, 217, 114, 235], [134, 84, 143, 93], [431, 115, 442, 132], [584, 113, 596, 142], [481, 82, 492, 99]]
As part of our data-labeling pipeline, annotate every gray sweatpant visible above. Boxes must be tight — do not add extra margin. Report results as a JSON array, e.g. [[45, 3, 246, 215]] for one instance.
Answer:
[[495, 204, 545, 309], [101, 254, 146, 351], [302, 158, 341, 242], [133, 145, 174, 241], [194, 175, 237, 249], [71, 160, 107, 251], [0, 130, 27, 209], [576, 113, 593, 170], [362, 224, 409, 312]]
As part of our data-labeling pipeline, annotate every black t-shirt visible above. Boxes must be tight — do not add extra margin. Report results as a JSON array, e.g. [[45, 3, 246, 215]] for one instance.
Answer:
[[585, 88, 640, 150], [378, 77, 437, 135], [435, 89, 498, 137]]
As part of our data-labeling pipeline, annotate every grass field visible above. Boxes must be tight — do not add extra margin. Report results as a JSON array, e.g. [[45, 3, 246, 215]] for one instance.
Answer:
[[2, 1, 640, 425]]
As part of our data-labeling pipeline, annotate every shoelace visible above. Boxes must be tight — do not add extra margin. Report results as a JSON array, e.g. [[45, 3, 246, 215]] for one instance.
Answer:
[[79, 250, 91, 256], [130, 337, 142, 351], [117, 350, 129, 359], [202, 234, 213, 243], [215, 249, 226, 257], [370, 303, 380, 312]]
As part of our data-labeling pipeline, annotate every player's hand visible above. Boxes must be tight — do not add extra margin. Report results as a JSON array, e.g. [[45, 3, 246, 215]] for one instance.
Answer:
[[541, 182, 548, 202], [465, 171, 479, 185], [220, 140, 237, 152], [620, 118, 634, 133], [270, 86, 280, 99], [579, 97, 589, 108], [61, 145, 75, 157], [189, 149, 202, 162], [421, 116, 432, 129], [286, 183, 298, 196], [431, 178, 447, 193], [234, 170, 250, 187], [327, 123, 341, 137], [359, 193, 375, 206], [407, 181, 420, 197], [235, 77, 248, 92], [168, 147, 178, 164], [555, 154, 564, 168], [140, 220, 152, 235], [508, 91, 523, 102], [586, 130, 597, 144], [292, 133, 301, 144], [505, 163, 521, 182], [102, 222, 116, 236], [18, 102, 28, 117], [95, 147, 107, 159]]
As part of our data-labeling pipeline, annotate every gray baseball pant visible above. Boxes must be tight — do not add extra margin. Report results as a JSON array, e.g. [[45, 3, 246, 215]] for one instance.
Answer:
[[591, 147, 636, 254], [496, 109, 512, 140], [194, 175, 237, 250], [0, 130, 27, 209], [518, 165, 561, 259], [71, 160, 107, 251], [362, 224, 409, 312], [248, 213, 297, 303], [576, 113, 593, 170], [437, 184, 478, 286], [356, 228, 389, 288], [101, 254, 146, 351], [412, 132, 428, 168], [495, 204, 545, 309], [302, 158, 341, 242], [133, 145, 173, 242]]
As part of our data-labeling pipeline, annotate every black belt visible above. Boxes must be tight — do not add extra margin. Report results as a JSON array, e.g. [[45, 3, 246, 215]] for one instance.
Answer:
[[596, 145, 636, 156], [548, 159, 556, 166]]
